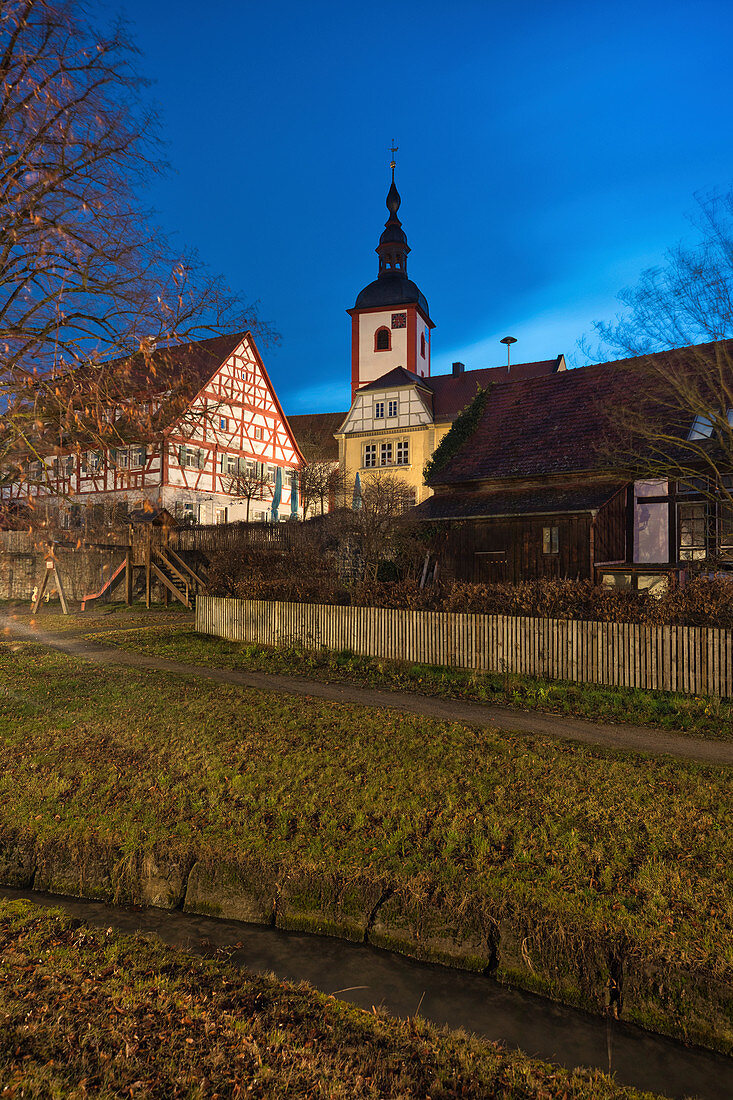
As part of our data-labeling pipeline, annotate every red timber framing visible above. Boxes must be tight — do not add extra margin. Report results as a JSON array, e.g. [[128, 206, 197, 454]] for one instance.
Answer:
[[165, 334, 303, 516], [2, 333, 305, 525]]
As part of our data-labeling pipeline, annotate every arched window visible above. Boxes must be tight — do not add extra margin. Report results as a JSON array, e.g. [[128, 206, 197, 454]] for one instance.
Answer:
[[375, 327, 391, 351], [420, 332, 426, 358]]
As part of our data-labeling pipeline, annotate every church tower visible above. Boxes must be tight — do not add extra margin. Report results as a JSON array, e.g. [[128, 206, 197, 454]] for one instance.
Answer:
[[347, 162, 434, 398]]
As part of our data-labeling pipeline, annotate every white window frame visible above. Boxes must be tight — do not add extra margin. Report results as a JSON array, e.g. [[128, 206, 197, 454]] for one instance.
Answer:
[[374, 401, 385, 419], [253, 424, 263, 441], [179, 445, 205, 469], [219, 416, 229, 431], [396, 440, 409, 465], [388, 399, 398, 418], [380, 442, 393, 466], [364, 444, 377, 468]]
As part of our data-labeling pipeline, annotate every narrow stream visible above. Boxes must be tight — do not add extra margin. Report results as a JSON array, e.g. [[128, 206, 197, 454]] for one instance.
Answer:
[[3, 887, 731, 1100]]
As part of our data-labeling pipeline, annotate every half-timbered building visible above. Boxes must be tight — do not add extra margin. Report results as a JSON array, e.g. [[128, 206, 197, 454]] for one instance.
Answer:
[[3, 331, 304, 525]]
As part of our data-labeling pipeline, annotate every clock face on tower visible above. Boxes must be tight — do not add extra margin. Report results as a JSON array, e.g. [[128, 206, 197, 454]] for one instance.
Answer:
[[391, 312, 407, 329]]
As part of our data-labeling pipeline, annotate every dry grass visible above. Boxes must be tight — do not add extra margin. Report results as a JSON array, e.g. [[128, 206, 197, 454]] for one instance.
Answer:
[[0, 898, 662, 1099]]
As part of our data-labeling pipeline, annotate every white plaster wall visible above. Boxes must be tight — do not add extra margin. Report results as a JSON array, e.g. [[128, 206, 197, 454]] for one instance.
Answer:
[[415, 320, 431, 377], [357, 310, 408, 387]]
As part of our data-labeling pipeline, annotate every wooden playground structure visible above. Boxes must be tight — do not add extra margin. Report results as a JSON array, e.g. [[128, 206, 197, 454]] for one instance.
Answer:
[[30, 524, 206, 614]]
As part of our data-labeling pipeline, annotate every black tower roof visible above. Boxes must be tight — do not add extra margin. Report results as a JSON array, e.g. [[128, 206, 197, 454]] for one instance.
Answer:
[[353, 170, 430, 318]]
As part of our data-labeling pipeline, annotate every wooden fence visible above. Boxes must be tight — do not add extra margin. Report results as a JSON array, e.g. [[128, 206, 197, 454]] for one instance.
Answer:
[[196, 596, 733, 698], [171, 522, 289, 554]]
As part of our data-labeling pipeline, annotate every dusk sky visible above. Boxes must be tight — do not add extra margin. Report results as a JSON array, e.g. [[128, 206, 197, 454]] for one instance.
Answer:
[[119, 0, 733, 414]]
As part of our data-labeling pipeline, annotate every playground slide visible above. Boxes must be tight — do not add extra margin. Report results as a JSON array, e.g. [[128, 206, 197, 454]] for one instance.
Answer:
[[80, 560, 127, 611]]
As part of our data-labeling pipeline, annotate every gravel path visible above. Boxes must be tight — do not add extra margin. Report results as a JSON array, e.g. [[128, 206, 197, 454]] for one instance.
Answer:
[[5, 616, 733, 766]]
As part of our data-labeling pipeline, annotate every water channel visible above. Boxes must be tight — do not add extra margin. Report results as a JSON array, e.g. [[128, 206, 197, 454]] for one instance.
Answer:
[[2, 887, 731, 1099]]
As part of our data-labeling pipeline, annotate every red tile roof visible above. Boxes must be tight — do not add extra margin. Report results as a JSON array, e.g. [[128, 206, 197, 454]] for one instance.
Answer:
[[355, 357, 564, 422], [429, 342, 732, 486], [286, 412, 347, 461], [72, 331, 250, 396], [430, 358, 564, 419]]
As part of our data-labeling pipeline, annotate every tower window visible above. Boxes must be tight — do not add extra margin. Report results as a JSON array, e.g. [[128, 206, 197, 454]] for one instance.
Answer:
[[420, 332, 426, 358], [375, 327, 391, 351]]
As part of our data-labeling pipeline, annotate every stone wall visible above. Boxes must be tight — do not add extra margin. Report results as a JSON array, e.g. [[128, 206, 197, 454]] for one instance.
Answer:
[[0, 548, 127, 602]]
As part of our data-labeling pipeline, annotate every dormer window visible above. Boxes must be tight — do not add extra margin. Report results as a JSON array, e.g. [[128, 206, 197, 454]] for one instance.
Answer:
[[375, 327, 391, 351], [688, 415, 713, 440], [688, 409, 733, 440]]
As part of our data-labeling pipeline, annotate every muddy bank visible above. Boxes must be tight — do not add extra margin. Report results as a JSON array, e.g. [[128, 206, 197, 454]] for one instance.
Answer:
[[2, 828, 731, 1057]]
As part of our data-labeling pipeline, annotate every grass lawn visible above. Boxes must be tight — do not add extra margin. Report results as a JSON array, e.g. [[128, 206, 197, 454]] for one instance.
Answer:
[[0, 600, 192, 634], [0, 638, 731, 1048], [94, 623, 733, 742], [0, 899, 659, 1099]]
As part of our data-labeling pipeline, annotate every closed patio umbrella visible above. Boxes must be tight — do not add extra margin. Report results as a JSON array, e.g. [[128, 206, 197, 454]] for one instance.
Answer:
[[352, 471, 362, 511], [271, 466, 282, 522], [290, 470, 299, 516]]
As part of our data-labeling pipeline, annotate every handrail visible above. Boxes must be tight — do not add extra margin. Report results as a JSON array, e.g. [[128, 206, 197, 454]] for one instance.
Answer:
[[150, 561, 191, 608], [163, 545, 205, 588], [152, 547, 191, 590]]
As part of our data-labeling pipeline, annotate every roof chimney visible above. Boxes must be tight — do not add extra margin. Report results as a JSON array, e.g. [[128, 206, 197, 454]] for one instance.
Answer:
[[452, 361, 465, 376]]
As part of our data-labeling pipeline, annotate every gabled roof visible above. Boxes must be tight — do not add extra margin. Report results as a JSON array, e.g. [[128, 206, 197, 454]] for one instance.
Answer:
[[287, 411, 347, 462], [428, 342, 733, 486], [354, 356, 564, 421]]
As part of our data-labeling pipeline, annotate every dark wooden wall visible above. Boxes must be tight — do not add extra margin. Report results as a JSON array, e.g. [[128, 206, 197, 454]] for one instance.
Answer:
[[593, 489, 627, 564], [437, 514, 593, 583]]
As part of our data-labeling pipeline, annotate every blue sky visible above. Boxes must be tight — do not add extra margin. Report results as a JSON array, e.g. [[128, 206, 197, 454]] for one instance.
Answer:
[[117, 0, 733, 413]]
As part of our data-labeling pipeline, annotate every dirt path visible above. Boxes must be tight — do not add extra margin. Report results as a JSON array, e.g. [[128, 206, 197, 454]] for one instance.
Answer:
[[5, 616, 732, 766]]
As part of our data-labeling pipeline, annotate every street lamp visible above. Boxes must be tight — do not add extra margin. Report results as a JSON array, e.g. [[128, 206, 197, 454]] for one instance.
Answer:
[[500, 336, 517, 369]]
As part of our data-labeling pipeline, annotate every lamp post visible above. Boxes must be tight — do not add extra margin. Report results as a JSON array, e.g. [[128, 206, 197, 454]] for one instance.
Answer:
[[500, 336, 517, 370]]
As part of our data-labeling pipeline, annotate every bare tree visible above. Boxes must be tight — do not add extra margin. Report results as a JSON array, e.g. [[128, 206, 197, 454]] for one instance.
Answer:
[[225, 464, 269, 523], [587, 188, 733, 545], [589, 189, 733, 358], [355, 471, 416, 580], [0, 1, 264, 480], [297, 459, 344, 519]]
